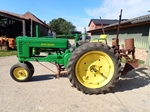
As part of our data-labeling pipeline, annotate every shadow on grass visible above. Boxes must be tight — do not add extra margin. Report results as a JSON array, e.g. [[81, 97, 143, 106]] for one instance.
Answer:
[[111, 67, 150, 93], [30, 74, 68, 82]]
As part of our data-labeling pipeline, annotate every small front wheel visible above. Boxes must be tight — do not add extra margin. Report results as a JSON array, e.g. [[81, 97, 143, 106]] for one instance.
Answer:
[[24, 61, 34, 76], [10, 63, 32, 82]]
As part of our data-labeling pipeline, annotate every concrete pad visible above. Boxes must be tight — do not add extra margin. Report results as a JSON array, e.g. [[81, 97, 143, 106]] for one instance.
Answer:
[[0, 56, 150, 112]]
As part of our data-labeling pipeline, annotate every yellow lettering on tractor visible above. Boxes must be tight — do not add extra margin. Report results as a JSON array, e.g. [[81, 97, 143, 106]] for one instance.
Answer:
[[41, 43, 54, 46]]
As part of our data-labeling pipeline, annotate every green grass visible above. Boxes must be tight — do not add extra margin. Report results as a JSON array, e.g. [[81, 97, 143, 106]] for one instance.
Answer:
[[0, 50, 17, 57], [121, 57, 145, 65]]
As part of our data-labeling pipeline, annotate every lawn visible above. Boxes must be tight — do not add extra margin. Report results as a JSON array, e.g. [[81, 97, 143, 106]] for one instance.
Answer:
[[0, 50, 17, 57]]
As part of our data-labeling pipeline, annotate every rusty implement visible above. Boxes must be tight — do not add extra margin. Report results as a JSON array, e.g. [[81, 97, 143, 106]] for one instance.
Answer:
[[121, 59, 138, 75], [0, 36, 15, 50], [120, 38, 138, 75], [109, 9, 139, 75]]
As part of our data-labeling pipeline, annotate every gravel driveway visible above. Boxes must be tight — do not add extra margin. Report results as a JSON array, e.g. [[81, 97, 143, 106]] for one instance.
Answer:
[[0, 55, 150, 112]]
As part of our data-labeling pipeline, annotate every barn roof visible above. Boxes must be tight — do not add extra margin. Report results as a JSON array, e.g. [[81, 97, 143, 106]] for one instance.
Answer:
[[88, 19, 119, 26], [0, 10, 50, 29], [88, 14, 150, 33]]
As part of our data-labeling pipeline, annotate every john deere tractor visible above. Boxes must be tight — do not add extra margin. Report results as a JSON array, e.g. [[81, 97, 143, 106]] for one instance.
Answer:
[[10, 29, 121, 95], [10, 10, 138, 94]]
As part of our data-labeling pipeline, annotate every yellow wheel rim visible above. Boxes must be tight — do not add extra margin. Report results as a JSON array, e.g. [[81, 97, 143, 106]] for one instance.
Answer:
[[13, 67, 28, 80], [75, 51, 114, 89]]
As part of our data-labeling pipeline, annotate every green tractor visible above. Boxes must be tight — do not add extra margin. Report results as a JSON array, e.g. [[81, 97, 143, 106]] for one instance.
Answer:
[[10, 10, 138, 94], [10, 29, 121, 94]]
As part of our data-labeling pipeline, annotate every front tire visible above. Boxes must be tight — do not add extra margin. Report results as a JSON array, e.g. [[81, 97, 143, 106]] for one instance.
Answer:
[[24, 61, 34, 76], [67, 42, 121, 94], [10, 63, 32, 82]]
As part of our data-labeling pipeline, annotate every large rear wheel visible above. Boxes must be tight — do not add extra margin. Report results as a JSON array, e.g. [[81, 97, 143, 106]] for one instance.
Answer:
[[67, 42, 121, 94]]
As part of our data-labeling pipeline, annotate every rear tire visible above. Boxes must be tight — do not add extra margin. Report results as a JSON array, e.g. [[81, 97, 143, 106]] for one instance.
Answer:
[[77, 40, 89, 46], [67, 42, 121, 94], [69, 40, 90, 52], [10, 63, 32, 82]]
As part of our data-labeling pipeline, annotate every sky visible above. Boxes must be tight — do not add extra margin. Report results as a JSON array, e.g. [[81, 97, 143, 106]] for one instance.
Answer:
[[1, 0, 150, 32]]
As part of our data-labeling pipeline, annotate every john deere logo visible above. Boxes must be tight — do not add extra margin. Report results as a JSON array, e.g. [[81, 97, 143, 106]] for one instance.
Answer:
[[41, 43, 54, 46]]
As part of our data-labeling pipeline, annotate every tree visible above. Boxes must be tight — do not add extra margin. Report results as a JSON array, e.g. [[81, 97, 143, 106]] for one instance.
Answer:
[[49, 18, 76, 34]]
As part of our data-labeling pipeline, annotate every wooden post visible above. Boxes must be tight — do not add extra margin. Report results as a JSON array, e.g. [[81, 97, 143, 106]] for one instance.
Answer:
[[30, 20, 33, 37], [22, 20, 26, 36]]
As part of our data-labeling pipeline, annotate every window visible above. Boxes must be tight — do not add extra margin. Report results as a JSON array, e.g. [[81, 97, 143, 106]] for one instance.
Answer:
[[92, 25, 95, 30]]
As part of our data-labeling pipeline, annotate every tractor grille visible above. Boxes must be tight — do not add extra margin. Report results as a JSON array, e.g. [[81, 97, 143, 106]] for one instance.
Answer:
[[18, 42, 23, 55]]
